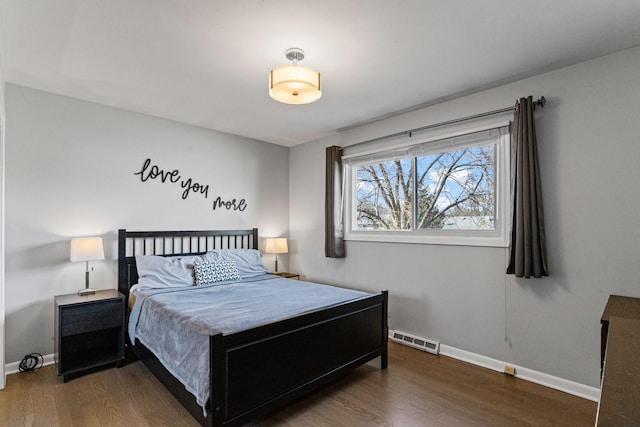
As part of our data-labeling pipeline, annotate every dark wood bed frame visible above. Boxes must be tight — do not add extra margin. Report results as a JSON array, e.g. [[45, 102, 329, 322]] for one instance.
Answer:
[[117, 228, 388, 427]]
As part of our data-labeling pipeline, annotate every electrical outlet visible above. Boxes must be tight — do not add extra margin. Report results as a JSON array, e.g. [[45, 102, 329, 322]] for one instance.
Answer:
[[504, 364, 516, 376]]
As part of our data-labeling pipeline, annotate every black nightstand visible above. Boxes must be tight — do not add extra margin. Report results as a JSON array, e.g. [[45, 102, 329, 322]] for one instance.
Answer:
[[272, 272, 300, 280], [54, 289, 125, 382]]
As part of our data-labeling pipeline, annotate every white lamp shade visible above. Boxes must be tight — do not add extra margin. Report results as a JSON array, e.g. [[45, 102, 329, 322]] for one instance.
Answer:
[[70, 237, 105, 262], [269, 65, 321, 104], [264, 238, 288, 254]]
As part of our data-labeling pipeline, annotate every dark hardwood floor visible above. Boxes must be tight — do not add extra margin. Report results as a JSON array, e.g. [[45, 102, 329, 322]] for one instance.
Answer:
[[0, 341, 597, 426]]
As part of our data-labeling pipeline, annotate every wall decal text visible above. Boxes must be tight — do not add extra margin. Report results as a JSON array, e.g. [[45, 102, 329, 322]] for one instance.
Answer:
[[133, 158, 247, 212], [212, 196, 247, 211]]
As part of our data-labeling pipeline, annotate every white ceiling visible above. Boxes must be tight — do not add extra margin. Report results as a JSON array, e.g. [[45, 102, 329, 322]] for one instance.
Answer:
[[1, 1, 639, 147]]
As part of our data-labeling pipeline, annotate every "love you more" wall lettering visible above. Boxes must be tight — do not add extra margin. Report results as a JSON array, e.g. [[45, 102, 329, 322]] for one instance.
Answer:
[[133, 158, 248, 212]]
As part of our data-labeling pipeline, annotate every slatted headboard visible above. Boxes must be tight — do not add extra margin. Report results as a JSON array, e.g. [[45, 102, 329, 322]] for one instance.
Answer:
[[117, 228, 259, 298]]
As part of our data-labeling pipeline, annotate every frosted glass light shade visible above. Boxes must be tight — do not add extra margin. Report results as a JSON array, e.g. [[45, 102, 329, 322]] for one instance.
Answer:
[[269, 65, 321, 105], [70, 237, 105, 262], [264, 238, 288, 254]]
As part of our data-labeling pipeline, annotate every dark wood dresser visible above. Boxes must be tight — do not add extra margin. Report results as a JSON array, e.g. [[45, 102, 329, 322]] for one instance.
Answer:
[[600, 295, 640, 373], [597, 295, 640, 426]]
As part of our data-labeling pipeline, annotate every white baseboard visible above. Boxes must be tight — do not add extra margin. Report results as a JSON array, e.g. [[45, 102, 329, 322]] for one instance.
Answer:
[[439, 344, 600, 402], [5, 353, 55, 376]]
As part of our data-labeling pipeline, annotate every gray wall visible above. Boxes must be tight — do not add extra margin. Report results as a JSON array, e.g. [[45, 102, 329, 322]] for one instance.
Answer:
[[290, 46, 640, 388], [0, 48, 6, 386], [4, 85, 289, 363]]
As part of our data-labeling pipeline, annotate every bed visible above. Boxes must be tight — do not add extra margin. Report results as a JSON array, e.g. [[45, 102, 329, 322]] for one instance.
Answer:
[[118, 228, 388, 427]]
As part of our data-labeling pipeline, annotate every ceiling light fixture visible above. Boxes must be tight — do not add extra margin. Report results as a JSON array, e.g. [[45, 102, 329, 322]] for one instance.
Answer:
[[269, 48, 321, 105]]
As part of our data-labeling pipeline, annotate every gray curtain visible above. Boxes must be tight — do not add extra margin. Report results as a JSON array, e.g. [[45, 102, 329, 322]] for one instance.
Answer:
[[325, 146, 345, 258], [507, 96, 548, 278]]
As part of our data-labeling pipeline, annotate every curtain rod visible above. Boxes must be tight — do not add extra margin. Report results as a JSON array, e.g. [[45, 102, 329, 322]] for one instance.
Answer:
[[346, 96, 546, 150]]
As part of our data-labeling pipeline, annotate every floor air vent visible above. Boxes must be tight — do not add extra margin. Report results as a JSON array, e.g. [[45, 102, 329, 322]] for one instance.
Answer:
[[390, 330, 440, 354]]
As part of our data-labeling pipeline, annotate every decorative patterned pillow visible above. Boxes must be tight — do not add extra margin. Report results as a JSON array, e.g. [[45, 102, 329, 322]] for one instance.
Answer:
[[193, 260, 241, 286], [203, 249, 269, 278]]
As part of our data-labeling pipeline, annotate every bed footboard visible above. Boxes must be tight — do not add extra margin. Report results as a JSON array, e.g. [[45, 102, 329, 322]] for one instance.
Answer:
[[209, 290, 388, 426]]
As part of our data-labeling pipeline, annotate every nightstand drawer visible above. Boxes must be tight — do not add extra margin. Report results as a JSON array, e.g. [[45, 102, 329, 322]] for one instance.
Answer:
[[61, 300, 123, 336]]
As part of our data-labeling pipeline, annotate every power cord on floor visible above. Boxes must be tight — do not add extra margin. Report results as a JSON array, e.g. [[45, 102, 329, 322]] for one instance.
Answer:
[[19, 353, 43, 373]]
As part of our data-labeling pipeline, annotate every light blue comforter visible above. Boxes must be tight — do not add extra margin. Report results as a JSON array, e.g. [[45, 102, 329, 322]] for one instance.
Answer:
[[128, 275, 370, 412]]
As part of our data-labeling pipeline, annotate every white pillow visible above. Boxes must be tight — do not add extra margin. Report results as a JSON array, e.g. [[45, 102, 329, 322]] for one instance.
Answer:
[[135, 254, 202, 288], [203, 249, 269, 278], [193, 260, 241, 286]]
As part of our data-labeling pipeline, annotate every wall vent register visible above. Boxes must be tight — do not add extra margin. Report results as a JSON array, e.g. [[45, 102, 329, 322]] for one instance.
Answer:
[[390, 330, 440, 354]]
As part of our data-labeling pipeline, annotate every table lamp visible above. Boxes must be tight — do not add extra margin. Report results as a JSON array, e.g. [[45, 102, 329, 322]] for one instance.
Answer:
[[264, 238, 288, 272], [70, 236, 105, 296]]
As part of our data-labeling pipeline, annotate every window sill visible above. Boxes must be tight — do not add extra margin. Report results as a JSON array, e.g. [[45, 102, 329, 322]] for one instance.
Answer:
[[344, 231, 508, 248]]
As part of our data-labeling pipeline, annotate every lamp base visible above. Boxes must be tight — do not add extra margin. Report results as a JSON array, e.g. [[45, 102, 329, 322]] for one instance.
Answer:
[[78, 288, 96, 296]]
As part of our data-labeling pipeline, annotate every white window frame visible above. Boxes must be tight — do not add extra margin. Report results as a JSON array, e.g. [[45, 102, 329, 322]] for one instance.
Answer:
[[344, 122, 511, 247]]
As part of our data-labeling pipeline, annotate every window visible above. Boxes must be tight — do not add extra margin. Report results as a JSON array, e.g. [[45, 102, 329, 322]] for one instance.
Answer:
[[344, 125, 510, 247]]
